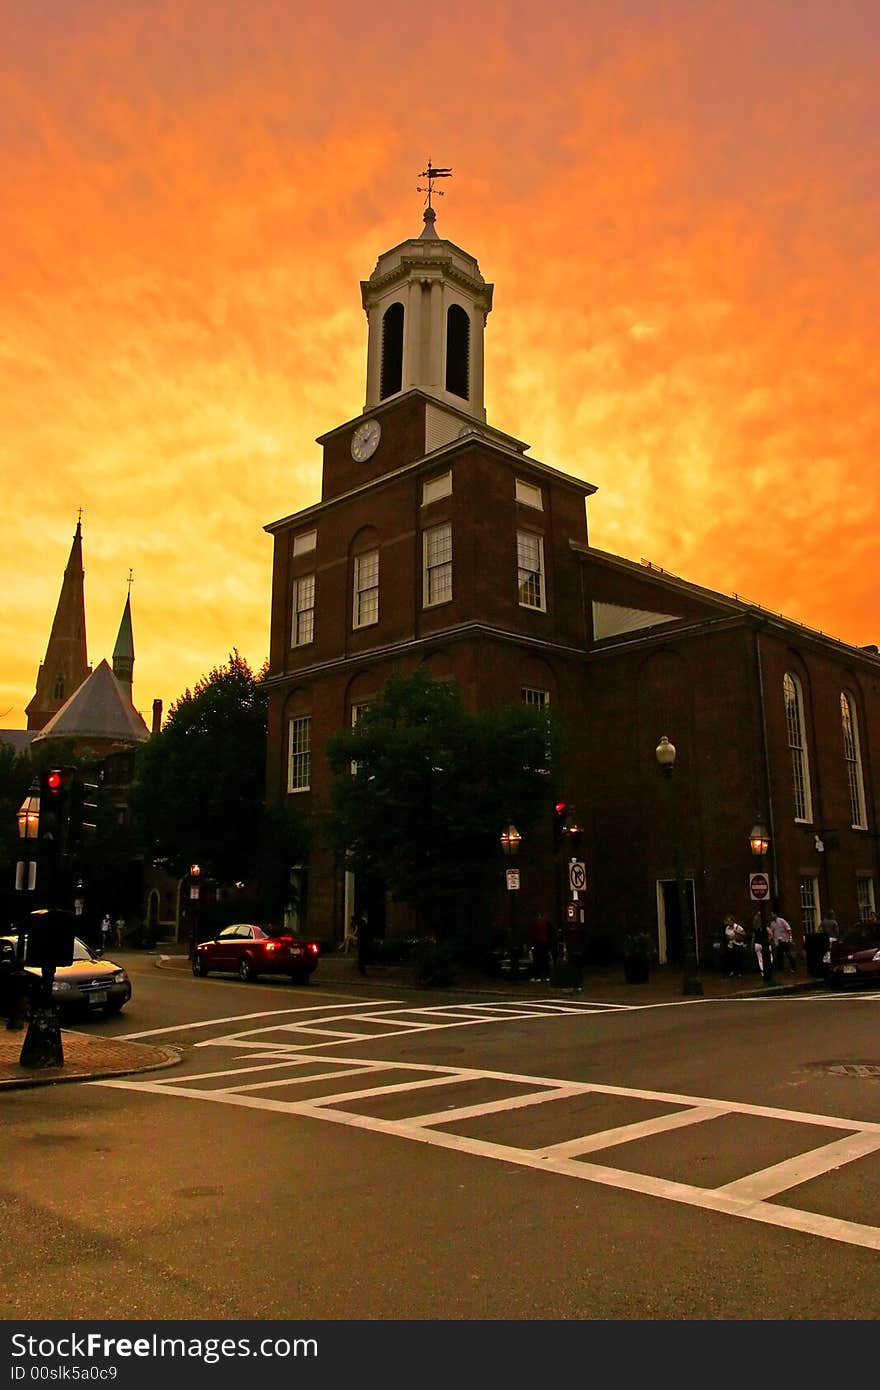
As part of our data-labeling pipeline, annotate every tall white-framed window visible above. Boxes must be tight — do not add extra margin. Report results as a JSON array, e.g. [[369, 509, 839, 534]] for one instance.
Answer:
[[800, 876, 820, 933], [517, 530, 546, 611], [515, 478, 543, 510], [423, 523, 452, 607], [353, 549, 379, 629], [521, 687, 549, 708], [840, 691, 867, 829], [857, 876, 876, 920], [422, 471, 452, 506], [783, 672, 813, 822], [291, 574, 315, 647], [350, 701, 371, 775], [287, 715, 311, 792]]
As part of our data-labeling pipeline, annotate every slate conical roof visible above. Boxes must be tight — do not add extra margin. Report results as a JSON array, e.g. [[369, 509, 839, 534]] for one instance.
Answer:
[[112, 591, 134, 698], [31, 658, 149, 746]]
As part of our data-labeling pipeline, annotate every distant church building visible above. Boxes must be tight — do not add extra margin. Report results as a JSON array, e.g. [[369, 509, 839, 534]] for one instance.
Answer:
[[264, 190, 880, 964]]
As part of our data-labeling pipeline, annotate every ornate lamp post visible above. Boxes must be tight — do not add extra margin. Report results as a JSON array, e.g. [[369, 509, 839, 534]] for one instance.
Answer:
[[656, 735, 703, 996], [7, 784, 40, 1031], [749, 819, 772, 971], [500, 824, 522, 980], [188, 863, 201, 962]]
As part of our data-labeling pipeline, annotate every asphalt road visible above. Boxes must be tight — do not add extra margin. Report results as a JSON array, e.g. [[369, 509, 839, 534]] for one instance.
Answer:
[[2, 951, 879, 1325]]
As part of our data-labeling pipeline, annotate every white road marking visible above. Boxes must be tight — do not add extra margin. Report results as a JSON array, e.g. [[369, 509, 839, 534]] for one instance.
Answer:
[[99, 1039, 880, 1254], [117, 1000, 404, 1040]]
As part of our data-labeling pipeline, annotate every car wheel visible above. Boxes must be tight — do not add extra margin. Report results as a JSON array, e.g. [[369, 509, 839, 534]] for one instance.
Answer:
[[192, 956, 208, 977], [239, 956, 257, 983]]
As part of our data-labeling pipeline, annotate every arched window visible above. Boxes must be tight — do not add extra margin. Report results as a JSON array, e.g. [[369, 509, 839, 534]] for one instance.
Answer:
[[53, 674, 65, 700], [445, 304, 470, 399], [380, 302, 404, 399], [783, 672, 813, 822], [841, 691, 867, 828]]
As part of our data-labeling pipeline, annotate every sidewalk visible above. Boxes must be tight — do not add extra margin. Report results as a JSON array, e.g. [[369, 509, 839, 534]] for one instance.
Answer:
[[0, 1025, 180, 1092], [1, 948, 819, 1092]]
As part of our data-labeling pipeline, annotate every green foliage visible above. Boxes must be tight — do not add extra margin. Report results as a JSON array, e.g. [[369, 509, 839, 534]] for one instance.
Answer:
[[326, 669, 566, 941], [132, 650, 307, 912]]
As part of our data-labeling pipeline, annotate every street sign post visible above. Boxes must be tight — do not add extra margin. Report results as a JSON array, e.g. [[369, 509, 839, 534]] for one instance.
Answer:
[[505, 868, 520, 891], [749, 872, 770, 902], [568, 861, 587, 893]]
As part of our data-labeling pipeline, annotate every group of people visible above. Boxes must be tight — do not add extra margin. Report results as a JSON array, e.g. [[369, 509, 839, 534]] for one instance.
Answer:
[[722, 909, 797, 982]]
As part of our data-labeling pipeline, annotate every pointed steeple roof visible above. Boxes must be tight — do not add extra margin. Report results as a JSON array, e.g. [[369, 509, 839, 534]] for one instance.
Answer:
[[32, 658, 149, 747], [112, 588, 134, 699], [25, 517, 91, 731]]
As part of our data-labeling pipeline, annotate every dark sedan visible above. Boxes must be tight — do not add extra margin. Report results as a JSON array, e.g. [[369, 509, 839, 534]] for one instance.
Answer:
[[0, 933, 132, 1017], [825, 922, 880, 987], [193, 923, 320, 985]]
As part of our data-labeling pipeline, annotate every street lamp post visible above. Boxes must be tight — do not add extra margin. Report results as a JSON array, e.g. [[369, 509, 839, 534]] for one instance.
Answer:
[[188, 863, 201, 962], [749, 819, 772, 977], [656, 735, 703, 996], [8, 783, 41, 1031], [500, 824, 522, 981]]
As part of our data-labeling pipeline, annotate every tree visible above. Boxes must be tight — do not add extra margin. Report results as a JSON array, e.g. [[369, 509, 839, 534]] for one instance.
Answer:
[[326, 669, 564, 944], [132, 650, 308, 912]]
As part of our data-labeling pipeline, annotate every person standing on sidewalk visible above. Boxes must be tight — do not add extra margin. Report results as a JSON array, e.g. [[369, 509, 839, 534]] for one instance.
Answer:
[[769, 910, 796, 973], [724, 915, 747, 976], [753, 917, 774, 982]]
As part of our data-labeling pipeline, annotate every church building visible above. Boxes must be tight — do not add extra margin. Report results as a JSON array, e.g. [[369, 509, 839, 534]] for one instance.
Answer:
[[264, 195, 880, 964]]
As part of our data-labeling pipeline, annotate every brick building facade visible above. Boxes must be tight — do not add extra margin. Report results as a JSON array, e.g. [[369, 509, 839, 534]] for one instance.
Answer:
[[264, 206, 880, 963]]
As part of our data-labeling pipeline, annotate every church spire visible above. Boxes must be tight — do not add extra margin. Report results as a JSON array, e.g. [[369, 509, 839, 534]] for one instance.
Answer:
[[25, 515, 91, 731], [112, 572, 135, 700]]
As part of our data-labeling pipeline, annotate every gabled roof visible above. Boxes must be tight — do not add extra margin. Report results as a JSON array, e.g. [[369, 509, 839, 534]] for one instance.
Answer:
[[32, 659, 150, 745]]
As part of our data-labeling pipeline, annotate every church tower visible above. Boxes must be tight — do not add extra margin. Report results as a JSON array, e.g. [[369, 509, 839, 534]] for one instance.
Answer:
[[112, 587, 135, 702], [361, 203, 494, 423], [25, 517, 91, 731]]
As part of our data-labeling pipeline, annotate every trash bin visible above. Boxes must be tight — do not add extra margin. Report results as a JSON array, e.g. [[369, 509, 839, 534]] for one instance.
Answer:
[[804, 931, 829, 978]]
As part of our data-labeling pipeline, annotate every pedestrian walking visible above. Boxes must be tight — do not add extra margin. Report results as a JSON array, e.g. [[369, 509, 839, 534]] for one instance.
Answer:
[[99, 914, 111, 956], [753, 917, 774, 983], [529, 912, 551, 982], [114, 917, 125, 950], [769, 910, 796, 973], [341, 915, 358, 954], [724, 914, 747, 976], [355, 909, 371, 976]]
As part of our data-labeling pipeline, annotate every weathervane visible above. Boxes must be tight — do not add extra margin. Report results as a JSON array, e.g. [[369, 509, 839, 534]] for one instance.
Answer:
[[126, 568, 134, 593], [417, 159, 452, 210]]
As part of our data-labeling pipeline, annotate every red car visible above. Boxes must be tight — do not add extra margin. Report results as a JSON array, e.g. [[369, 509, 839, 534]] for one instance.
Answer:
[[825, 922, 880, 987], [193, 923, 320, 985]]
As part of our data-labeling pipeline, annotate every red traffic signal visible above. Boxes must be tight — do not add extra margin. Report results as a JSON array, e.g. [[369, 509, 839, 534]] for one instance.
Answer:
[[45, 768, 72, 795]]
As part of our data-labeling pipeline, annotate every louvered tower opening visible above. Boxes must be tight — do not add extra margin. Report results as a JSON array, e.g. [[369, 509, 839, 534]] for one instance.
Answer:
[[445, 304, 470, 399], [380, 302, 404, 399]]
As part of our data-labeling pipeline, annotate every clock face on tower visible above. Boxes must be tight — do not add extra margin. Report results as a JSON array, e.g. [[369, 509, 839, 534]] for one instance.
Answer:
[[351, 418, 381, 461]]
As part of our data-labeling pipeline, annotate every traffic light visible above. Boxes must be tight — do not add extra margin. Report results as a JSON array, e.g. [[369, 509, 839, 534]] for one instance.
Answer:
[[553, 801, 568, 848], [39, 767, 73, 852], [68, 773, 100, 850], [553, 800, 582, 849]]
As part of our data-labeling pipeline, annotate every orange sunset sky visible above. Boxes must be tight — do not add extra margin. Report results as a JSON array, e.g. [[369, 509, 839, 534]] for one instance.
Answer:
[[2, 0, 878, 731]]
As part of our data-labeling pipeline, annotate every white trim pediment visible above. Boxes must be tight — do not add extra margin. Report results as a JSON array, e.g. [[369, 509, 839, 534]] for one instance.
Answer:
[[592, 601, 682, 639]]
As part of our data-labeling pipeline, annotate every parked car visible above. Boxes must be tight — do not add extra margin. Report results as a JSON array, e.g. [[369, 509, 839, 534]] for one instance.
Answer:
[[0, 933, 132, 1017], [824, 922, 880, 987], [192, 923, 320, 985]]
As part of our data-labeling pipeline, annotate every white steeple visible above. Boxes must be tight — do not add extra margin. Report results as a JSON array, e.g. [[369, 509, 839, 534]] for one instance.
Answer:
[[360, 205, 494, 422]]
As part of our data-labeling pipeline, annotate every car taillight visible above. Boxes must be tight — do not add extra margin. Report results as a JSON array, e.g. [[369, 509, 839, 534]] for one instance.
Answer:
[[307, 943, 319, 955], [265, 942, 278, 952]]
